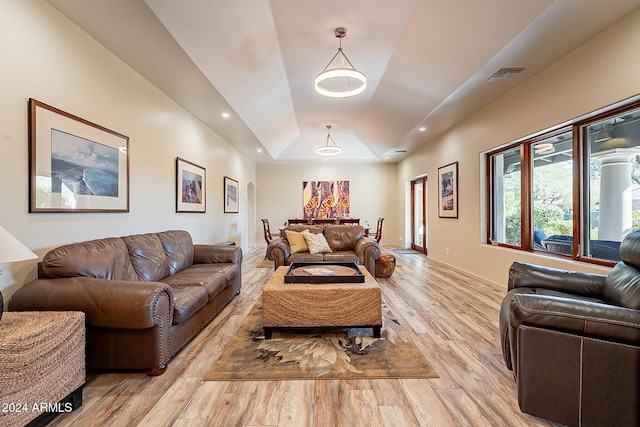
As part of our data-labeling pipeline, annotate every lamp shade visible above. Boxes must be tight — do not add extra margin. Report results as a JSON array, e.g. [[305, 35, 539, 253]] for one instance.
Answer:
[[0, 226, 37, 264]]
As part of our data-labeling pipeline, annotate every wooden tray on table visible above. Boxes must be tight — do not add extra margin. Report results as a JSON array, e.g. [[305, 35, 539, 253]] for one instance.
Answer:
[[284, 262, 365, 284]]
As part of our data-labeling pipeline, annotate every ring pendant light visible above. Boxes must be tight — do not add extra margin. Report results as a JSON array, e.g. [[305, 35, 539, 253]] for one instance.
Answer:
[[316, 125, 342, 156], [314, 27, 367, 98]]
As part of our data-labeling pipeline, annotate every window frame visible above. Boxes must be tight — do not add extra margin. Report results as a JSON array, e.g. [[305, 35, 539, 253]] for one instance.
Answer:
[[486, 97, 640, 267], [486, 142, 524, 250]]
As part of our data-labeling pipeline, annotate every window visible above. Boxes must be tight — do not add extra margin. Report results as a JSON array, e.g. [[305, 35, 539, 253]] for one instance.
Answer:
[[489, 146, 521, 247], [531, 131, 573, 255], [581, 107, 640, 262], [487, 100, 640, 265]]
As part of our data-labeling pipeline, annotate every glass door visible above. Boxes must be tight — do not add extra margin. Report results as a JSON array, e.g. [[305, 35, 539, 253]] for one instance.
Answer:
[[411, 177, 427, 253]]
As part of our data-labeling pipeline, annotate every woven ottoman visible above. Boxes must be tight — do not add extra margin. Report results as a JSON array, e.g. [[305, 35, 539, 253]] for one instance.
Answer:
[[0, 311, 85, 427], [262, 265, 382, 339]]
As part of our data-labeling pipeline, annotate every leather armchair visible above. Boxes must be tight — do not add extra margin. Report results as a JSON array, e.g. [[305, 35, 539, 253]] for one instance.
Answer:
[[499, 231, 640, 427]]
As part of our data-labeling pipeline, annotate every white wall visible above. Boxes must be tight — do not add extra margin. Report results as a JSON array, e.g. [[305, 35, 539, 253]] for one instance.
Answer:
[[256, 163, 399, 247], [399, 8, 640, 285], [0, 2, 255, 302]]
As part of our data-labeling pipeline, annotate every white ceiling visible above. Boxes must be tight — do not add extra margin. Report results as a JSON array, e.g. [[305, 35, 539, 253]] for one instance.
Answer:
[[48, 0, 640, 163]]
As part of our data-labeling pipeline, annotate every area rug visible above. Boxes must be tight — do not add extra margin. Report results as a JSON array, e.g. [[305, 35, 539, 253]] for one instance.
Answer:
[[204, 300, 438, 381]]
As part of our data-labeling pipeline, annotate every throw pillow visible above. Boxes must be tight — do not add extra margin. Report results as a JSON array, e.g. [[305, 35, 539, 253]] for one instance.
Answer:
[[302, 230, 333, 254], [285, 230, 309, 253]]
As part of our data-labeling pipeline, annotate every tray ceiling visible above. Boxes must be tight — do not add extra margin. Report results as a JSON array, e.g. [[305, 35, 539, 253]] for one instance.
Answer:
[[48, 0, 640, 163]]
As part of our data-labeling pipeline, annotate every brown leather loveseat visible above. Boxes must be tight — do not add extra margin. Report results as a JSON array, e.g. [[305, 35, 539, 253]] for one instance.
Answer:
[[9, 230, 242, 375], [266, 224, 381, 276], [499, 231, 640, 427]]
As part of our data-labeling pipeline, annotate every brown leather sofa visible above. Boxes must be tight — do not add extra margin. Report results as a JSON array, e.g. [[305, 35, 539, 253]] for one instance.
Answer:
[[265, 224, 382, 276], [499, 231, 640, 427], [9, 230, 242, 375]]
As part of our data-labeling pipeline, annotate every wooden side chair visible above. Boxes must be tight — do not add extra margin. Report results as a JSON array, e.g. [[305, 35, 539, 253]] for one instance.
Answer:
[[369, 217, 384, 243], [261, 219, 278, 244]]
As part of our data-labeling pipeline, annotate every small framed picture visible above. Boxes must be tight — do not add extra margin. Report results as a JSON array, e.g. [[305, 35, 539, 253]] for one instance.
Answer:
[[176, 157, 206, 213], [28, 99, 129, 212], [224, 176, 239, 213], [438, 162, 458, 218]]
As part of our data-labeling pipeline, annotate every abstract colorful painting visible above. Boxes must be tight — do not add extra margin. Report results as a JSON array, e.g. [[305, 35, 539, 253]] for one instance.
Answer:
[[302, 181, 349, 218]]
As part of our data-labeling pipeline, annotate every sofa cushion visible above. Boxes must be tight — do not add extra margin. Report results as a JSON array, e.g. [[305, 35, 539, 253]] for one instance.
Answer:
[[162, 268, 226, 303], [123, 233, 170, 282], [303, 230, 332, 254], [41, 238, 138, 281], [190, 263, 240, 286], [323, 224, 365, 251], [283, 225, 323, 241], [158, 230, 194, 275], [285, 230, 309, 253], [170, 285, 208, 324]]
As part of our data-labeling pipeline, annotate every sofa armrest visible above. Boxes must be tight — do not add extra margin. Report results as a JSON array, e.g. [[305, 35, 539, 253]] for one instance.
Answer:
[[354, 237, 381, 274], [194, 244, 242, 265], [266, 238, 291, 265], [353, 237, 380, 259], [510, 293, 640, 344], [507, 261, 606, 298], [8, 277, 173, 329]]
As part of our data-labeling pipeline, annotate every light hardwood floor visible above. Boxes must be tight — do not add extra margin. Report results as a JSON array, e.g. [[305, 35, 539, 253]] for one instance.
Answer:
[[48, 249, 557, 427]]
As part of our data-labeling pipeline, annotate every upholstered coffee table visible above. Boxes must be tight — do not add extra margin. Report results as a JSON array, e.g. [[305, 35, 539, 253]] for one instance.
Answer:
[[262, 265, 382, 339]]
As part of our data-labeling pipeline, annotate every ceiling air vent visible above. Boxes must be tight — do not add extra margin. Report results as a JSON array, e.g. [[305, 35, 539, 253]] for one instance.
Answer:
[[486, 67, 526, 82], [394, 150, 407, 154]]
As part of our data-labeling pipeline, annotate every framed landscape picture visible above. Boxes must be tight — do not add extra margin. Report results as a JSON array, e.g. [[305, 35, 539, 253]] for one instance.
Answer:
[[29, 98, 129, 213], [438, 162, 458, 218], [176, 157, 206, 213], [224, 176, 239, 213]]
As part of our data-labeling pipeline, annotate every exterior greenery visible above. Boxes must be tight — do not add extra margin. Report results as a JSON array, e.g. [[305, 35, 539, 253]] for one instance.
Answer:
[[502, 152, 640, 246]]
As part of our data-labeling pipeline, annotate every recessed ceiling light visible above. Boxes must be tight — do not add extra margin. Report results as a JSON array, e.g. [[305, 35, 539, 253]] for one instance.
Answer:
[[419, 126, 426, 132], [221, 112, 230, 118], [256, 148, 262, 153]]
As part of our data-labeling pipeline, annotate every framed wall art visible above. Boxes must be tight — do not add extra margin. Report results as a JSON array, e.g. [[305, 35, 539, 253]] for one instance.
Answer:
[[224, 176, 239, 213], [176, 157, 206, 213], [438, 161, 458, 218], [29, 98, 129, 213]]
